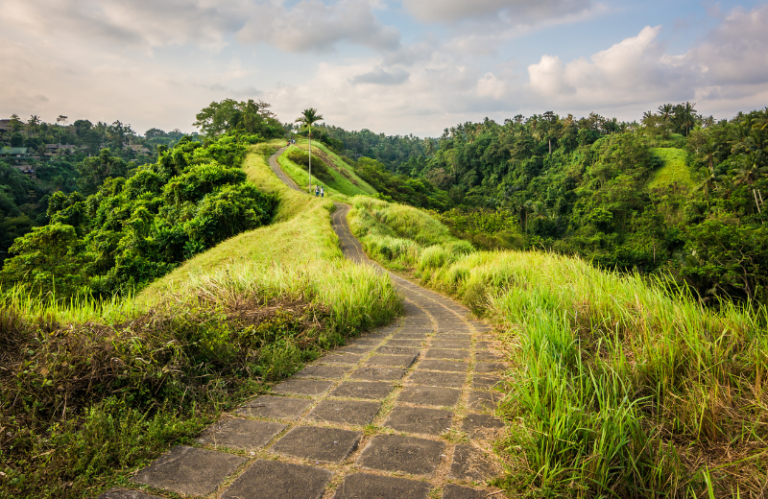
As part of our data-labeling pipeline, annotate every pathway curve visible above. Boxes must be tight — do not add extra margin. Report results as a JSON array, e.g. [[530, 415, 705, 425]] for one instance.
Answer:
[[101, 150, 509, 499]]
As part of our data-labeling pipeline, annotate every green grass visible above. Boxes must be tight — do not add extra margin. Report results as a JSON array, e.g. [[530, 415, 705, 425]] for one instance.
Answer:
[[350, 195, 768, 498], [0, 142, 401, 499], [277, 140, 376, 198], [347, 196, 472, 269], [649, 147, 697, 189], [302, 140, 377, 195]]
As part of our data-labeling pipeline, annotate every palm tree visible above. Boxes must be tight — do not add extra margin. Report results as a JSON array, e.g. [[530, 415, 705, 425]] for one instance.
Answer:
[[424, 138, 435, 157], [295, 108, 324, 193], [658, 104, 673, 122], [27, 115, 41, 137]]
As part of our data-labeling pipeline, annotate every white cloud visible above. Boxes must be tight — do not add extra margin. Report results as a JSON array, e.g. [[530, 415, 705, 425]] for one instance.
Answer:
[[237, 0, 400, 53], [527, 26, 696, 107], [2, 0, 768, 138], [688, 5, 768, 86], [0, 0, 400, 54], [0, 0, 247, 51], [528, 55, 573, 95], [352, 67, 410, 85], [477, 73, 507, 99], [402, 0, 593, 23]]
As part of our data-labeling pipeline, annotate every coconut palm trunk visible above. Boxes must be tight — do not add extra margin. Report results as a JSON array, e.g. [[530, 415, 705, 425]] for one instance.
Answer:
[[309, 124, 312, 193], [295, 108, 324, 194]]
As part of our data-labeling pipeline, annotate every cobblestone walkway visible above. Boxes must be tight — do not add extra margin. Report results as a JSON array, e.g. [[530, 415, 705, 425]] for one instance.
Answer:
[[100, 150, 509, 499]]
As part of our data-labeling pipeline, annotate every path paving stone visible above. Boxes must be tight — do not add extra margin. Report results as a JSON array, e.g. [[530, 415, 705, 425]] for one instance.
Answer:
[[417, 360, 468, 372], [407, 370, 466, 388], [294, 364, 351, 380], [307, 399, 381, 426], [471, 375, 502, 390], [237, 395, 312, 420], [475, 362, 508, 373], [318, 353, 362, 365], [364, 354, 418, 368], [352, 337, 385, 344], [475, 351, 504, 362], [196, 418, 285, 451], [384, 406, 453, 435], [401, 327, 433, 333], [468, 391, 503, 411], [425, 348, 470, 360], [133, 446, 244, 497], [462, 413, 504, 437], [337, 344, 377, 354], [398, 386, 462, 407], [98, 490, 164, 499], [351, 366, 408, 381], [357, 434, 445, 474], [431, 340, 471, 349], [377, 345, 422, 356], [385, 339, 425, 347], [271, 426, 362, 463], [330, 381, 395, 400], [221, 460, 331, 499], [333, 473, 431, 499], [451, 444, 497, 481], [272, 379, 335, 397], [442, 484, 488, 499]]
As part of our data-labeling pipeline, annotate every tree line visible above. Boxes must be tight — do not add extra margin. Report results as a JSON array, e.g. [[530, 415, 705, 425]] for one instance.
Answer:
[[327, 104, 768, 305]]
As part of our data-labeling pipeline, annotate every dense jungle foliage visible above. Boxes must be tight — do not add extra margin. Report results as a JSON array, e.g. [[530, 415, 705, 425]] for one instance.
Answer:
[[0, 99, 286, 297], [0, 117, 197, 266], [330, 104, 768, 305], [1, 135, 276, 298]]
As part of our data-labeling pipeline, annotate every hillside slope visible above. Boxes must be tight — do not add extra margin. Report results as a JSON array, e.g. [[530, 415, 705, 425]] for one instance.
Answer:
[[649, 147, 697, 189], [276, 139, 378, 198], [348, 194, 768, 498], [1, 142, 400, 499]]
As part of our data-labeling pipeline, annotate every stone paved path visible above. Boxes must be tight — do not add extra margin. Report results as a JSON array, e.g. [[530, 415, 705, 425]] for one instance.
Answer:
[[100, 149, 509, 499]]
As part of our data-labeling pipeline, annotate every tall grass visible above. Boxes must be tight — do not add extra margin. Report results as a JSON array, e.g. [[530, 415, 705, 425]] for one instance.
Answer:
[[348, 196, 473, 269], [0, 143, 401, 499], [436, 252, 767, 497], [351, 196, 768, 497]]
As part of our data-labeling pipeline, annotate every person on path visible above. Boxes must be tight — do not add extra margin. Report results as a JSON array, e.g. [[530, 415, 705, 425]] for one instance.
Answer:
[[320, 186, 325, 197], [315, 185, 320, 197]]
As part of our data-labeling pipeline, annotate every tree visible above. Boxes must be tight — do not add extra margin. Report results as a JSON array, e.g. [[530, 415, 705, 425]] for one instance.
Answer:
[[27, 115, 41, 137], [193, 99, 283, 138], [658, 104, 673, 122], [9, 114, 23, 134], [295, 108, 324, 193], [57, 115, 68, 126]]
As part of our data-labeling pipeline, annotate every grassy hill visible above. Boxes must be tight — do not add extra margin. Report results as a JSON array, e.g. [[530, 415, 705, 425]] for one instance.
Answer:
[[649, 147, 697, 189], [277, 139, 377, 198]]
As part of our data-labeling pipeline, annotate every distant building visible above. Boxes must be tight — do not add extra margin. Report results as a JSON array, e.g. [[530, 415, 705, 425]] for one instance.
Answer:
[[124, 143, 151, 154], [0, 147, 34, 174], [12, 164, 35, 175], [44, 143, 78, 156], [0, 146, 30, 163], [0, 119, 24, 134]]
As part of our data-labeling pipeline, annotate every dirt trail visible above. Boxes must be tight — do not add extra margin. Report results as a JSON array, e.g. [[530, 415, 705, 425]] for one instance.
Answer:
[[101, 149, 509, 499]]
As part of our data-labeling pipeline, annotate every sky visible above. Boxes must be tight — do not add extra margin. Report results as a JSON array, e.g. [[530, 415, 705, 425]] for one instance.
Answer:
[[1, 0, 767, 137]]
